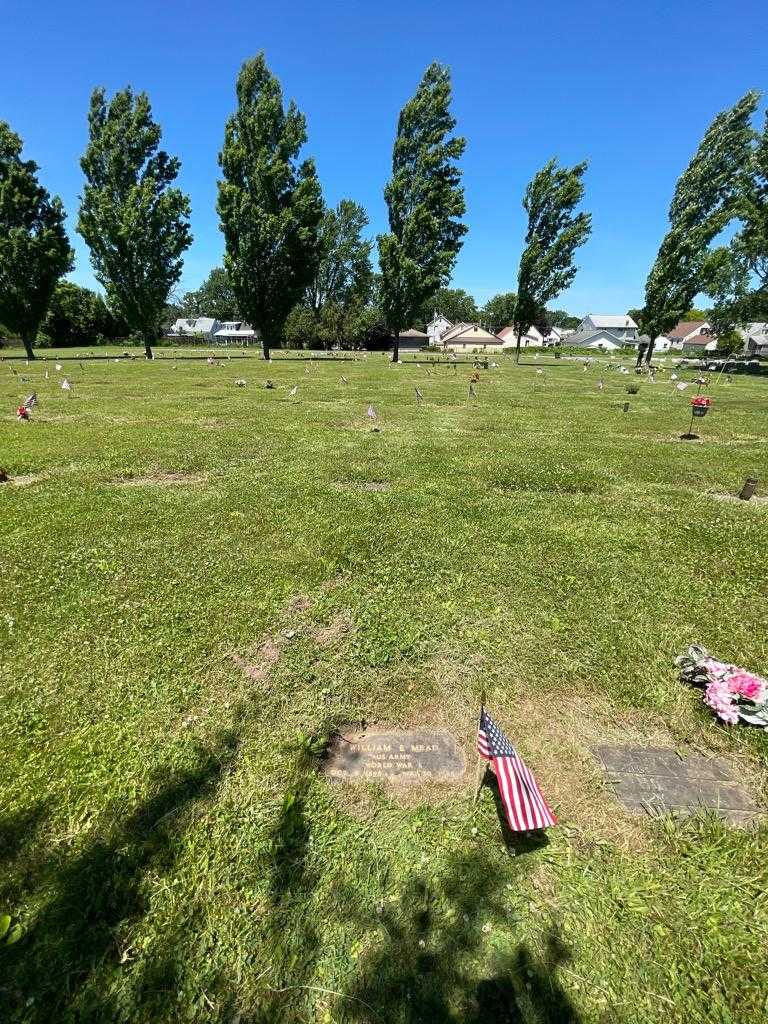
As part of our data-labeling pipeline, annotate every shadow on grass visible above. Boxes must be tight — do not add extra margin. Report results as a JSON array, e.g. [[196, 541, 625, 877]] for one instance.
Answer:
[[481, 768, 550, 857], [339, 850, 583, 1024], [0, 729, 240, 1022], [0, 801, 50, 870]]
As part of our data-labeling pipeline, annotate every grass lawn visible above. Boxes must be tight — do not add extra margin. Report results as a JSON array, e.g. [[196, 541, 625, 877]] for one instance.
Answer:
[[1, 345, 767, 1023]]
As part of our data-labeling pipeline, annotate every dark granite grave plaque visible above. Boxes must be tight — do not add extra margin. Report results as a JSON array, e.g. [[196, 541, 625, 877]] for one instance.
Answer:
[[596, 746, 763, 826], [325, 728, 465, 784]]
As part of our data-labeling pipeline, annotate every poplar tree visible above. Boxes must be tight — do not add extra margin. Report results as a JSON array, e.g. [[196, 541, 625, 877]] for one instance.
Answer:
[[737, 108, 768, 295], [218, 53, 323, 361], [512, 160, 591, 363], [0, 121, 72, 360], [378, 63, 466, 363], [78, 87, 192, 359], [641, 91, 758, 362]]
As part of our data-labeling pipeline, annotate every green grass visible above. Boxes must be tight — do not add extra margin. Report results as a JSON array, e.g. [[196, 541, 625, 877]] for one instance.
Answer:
[[1, 345, 767, 1023]]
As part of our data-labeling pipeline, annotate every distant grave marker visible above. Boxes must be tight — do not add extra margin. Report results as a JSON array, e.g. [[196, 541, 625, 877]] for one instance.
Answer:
[[596, 745, 762, 825], [739, 477, 758, 501], [325, 728, 465, 784]]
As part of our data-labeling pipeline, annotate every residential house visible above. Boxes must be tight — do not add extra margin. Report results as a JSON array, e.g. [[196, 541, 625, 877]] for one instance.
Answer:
[[496, 324, 566, 349], [385, 328, 429, 354], [440, 323, 503, 353], [738, 323, 768, 357], [559, 328, 624, 351], [544, 326, 567, 346], [576, 314, 638, 341], [666, 321, 716, 351], [213, 321, 256, 345], [623, 334, 670, 353], [651, 336, 673, 353], [169, 316, 221, 340], [497, 325, 545, 348], [427, 313, 453, 347]]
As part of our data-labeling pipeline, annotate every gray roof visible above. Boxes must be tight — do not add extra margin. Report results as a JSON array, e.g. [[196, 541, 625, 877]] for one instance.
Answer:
[[584, 314, 638, 329], [563, 329, 623, 346]]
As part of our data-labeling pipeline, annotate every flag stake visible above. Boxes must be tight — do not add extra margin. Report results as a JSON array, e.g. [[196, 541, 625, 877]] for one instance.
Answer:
[[473, 689, 487, 805]]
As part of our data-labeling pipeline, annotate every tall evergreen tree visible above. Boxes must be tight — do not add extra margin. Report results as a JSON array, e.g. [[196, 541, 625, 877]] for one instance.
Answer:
[[512, 160, 591, 363], [78, 87, 191, 359], [378, 63, 466, 362], [218, 53, 323, 361], [741, 108, 768, 291], [641, 91, 758, 362], [0, 120, 72, 360]]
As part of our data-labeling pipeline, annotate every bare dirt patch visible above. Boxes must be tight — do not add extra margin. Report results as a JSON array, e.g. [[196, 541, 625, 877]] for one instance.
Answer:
[[114, 471, 207, 487], [4, 471, 52, 487], [287, 594, 313, 614], [711, 492, 768, 506], [312, 612, 353, 648], [230, 637, 282, 684]]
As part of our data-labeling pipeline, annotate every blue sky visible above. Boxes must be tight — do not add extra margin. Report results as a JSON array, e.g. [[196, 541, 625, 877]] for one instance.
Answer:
[[3, 0, 767, 315]]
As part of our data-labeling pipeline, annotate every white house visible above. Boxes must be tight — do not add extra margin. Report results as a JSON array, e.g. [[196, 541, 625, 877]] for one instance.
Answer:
[[623, 334, 671, 353], [213, 321, 256, 345], [169, 316, 256, 344], [544, 326, 567, 346], [427, 313, 453, 346], [577, 314, 638, 341], [169, 316, 221, 340], [666, 321, 716, 351], [559, 328, 623, 351], [739, 323, 768, 357], [495, 324, 567, 348], [496, 324, 546, 348]]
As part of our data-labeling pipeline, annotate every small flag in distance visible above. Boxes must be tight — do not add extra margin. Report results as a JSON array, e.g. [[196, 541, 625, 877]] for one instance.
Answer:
[[366, 404, 377, 419]]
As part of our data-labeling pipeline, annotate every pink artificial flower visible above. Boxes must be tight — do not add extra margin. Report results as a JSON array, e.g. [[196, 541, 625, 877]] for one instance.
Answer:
[[701, 657, 732, 683], [704, 681, 739, 725], [727, 672, 766, 702]]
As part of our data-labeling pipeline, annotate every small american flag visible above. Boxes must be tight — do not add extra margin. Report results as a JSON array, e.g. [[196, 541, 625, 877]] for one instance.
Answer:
[[477, 708, 557, 831]]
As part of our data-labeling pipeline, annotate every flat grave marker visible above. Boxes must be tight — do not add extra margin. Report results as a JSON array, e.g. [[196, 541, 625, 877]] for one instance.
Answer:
[[325, 728, 465, 784], [596, 745, 763, 826]]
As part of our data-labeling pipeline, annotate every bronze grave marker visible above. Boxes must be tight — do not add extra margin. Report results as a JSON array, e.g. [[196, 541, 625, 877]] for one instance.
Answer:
[[596, 746, 763, 825], [325, 728, 465, 784]]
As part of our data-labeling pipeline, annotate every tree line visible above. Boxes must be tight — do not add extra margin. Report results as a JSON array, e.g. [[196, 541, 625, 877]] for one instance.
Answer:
[[1, 56, 766, 361]]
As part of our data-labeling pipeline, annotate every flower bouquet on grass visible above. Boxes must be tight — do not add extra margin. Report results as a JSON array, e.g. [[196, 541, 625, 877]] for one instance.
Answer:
[[676, 645, 768, 727]]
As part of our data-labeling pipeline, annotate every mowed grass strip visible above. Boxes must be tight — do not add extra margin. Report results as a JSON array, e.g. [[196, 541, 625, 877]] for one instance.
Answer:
[[1, 347, 767, 1023]]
